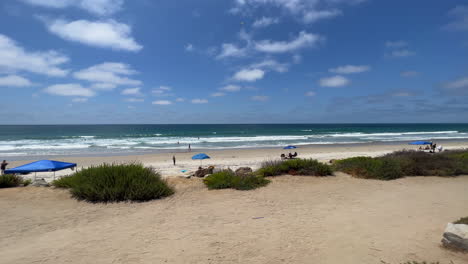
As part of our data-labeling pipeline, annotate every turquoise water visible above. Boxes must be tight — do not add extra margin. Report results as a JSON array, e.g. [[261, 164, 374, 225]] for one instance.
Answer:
[[1, 124, 468, 158]]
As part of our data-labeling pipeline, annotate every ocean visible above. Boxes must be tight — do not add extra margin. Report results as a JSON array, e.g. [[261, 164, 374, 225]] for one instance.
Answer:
[[1, 124, 468, 159]]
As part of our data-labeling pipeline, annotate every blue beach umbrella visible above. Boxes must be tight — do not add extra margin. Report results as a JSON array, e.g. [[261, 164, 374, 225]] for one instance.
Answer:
[[283, 145, 297, 149], [408, 141, 432, 145], [192, 153, 210, 166]]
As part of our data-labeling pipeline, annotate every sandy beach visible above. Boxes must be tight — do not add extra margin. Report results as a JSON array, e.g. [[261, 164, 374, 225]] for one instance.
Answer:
[[6, 140, 468, 181], [1, 173, 467, 264]]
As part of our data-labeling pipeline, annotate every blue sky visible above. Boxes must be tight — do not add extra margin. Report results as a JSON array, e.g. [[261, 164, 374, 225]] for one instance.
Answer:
[[0, 0, 467, 124]]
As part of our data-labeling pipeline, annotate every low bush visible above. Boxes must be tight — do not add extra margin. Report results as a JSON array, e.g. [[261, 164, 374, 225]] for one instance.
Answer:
[[382, 150, 468, 176], [52, 163, 174, 202], [334, 149, 468, 180], [0, 174, 23, 188], [257, 158, 333, 177], [454, 217, 468, 225], [203, 170, 270, 191], [0, 174, 28, 188], [333, 156, 403, 180]]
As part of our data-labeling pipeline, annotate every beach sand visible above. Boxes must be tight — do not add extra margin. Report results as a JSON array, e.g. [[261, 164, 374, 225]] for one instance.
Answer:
[[6, 140, 468, 180], [1, 173, 467, 264]]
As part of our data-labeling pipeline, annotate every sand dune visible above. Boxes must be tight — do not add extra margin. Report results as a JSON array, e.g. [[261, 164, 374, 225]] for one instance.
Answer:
[[1, 174, 467, 264]]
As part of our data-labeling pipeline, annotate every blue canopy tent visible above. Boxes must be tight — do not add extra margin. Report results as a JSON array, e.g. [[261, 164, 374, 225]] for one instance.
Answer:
[[4, 160, 77, 180], [283, 145, 297, 149], [408, 141, 432, 145], [192, 153, 210, 166]]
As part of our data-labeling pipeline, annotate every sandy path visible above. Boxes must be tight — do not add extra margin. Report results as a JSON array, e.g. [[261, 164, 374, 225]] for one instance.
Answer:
[[1, 174, 467, 264]]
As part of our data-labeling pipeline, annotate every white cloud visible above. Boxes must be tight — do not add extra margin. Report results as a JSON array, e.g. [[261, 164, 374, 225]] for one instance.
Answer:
[[220, 84, 241, 92], [254, 31, 322, 53], [74, 62, 141, 86], [185, 43, 194, 52], [125, 98, 144, 102], [231, 0, 362, 24], [252, 17, 279, 28], [385, 41, 407, 48], [91, 82, 117, 90], [319, 75, 350, 87], [305, 91, 316, 96], [0, 34, 69, 77], [20, 0, 124, 16], [444, 5, 468, 31], [217, 43, 247, 59], [444, 77, 468, 90], [191, 99, 208, 104], [152, 100, 172, 105], [303, 9, 342, 23], [251, 95, 269, 102], [0, 75, 32, 87], [233, 68, 265, 82], [329, 65, 370, 74], [44, 83, 95, 97], [45, 19, 142, 52], [211, 92, 226, 97], [175, 97, 185, 102], [389, 49, 415, 57], [400, 71, 419, 77], [152, 86, 173, 96], [250, 59, 288, 73], [72, 97, 88, 103], [121, 87, 142, 96]]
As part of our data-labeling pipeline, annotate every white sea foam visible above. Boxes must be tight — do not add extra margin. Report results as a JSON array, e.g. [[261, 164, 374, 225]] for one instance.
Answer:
[[1, 130, 467, 156]]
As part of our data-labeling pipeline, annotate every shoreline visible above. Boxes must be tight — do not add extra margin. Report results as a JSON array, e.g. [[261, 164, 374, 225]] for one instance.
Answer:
[[6, 140, 468, 181]]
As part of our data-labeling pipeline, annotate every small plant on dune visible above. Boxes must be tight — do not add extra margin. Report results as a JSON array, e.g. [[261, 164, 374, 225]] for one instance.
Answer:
[[333, 156, 403, 180], [22, 178, 32, 186], [203, 170, 270, 191], [334, 149, 468, 180], [454, 217, 468, 225], [257, 158, 333, 177], [52, 163, 174, 202], [0, 174, 29, 188]]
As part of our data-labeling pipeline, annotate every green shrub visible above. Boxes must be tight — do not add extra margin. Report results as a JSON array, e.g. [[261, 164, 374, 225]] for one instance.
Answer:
[[382, 150, 468, 176], [203, 170, 270, 191], [22, 178, 32, 186], [333, 156, 403, 180], [0, 174, 25, 188], [257, 158, 333, 177], [53, 174, 80, 189], [454, 217, 468, 225], [52, 163, 174, 202], [334, 149, 468, 180]]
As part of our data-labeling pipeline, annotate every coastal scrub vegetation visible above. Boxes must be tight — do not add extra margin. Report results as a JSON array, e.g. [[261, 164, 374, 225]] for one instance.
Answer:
[[0, 174, 31, 188], [257, 158, 333, 177], [203, 170, 270, 190], [53, 163, 174, 202], [454, 217, 468, 225], [334, 150, 468, 180]]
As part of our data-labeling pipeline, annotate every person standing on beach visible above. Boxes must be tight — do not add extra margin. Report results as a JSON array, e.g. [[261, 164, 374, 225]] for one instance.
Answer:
[[1, 160, 8, 175], [188, 144, 191, 152], [173, 155, 176, 166]]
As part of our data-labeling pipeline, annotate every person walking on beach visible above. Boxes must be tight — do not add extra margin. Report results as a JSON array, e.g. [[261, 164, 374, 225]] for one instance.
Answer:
[[1, 160, 8, 175], [172, 155, 176, 166], [188, 144, 191, 152]]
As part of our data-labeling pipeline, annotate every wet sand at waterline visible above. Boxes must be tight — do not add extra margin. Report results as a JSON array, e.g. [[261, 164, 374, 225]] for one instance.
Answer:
[[6, 140, 468, 181], [1, 174, 467, 263]]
